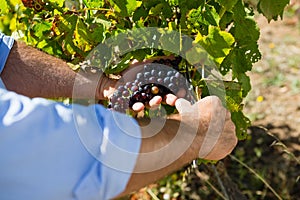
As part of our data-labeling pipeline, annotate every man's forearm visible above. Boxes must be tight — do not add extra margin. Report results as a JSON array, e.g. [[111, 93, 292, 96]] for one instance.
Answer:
[[116, 97, 237, 197], [1, 41, 112, 99], [1, 41, 77, 98], [115, 117, 203, 198]]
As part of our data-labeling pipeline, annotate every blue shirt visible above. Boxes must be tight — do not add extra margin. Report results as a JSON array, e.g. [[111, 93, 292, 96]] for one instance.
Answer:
[[0, 33, 141, 200]]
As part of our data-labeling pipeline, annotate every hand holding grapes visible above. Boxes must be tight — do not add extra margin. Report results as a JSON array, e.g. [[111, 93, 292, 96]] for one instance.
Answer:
[[104, 58, 193, 113]]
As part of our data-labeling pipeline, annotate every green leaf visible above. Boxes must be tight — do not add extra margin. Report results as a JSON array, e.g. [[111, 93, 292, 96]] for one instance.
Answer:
[[32, 21, 51, 39], [159, 31, 180, 55], [110, 0, 141, 17], [0, 0, 9, 15], [232, 111, 251, 140], [73, 18, 92, 52], [132, 6, 148, 22], [216, 0, 239, 11], [149, 2, 173, 18], [82, 0, 104, 8], [185, 46, 208, 65], [187, 5, 220, 34], [258, 0, 290, 22], [202, 5, 220, 26], [233, 17, 260, 44], [104, 52, 133, 74], [230, 42, 261, 75], [237, 73, 251, 97], [36, 39, 64, 58], [127, 0, 142, 15], [49, 0, 65, 7], [196, 26, 235, 64], [89, 23, 105, 44], [226, 88, 243, 112]]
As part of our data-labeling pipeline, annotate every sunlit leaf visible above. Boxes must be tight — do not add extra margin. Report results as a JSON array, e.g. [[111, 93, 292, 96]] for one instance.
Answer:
[[216, 0, 239, 11], [258, 0, 290, 22]]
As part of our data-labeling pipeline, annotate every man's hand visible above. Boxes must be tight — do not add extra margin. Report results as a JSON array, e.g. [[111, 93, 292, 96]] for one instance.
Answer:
[[116, 96, 237, 197], [174, 96, 237, 160]]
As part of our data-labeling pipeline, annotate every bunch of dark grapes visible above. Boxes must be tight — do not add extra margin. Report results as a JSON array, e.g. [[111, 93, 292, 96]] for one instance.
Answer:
[[108, 59, 196, 114]]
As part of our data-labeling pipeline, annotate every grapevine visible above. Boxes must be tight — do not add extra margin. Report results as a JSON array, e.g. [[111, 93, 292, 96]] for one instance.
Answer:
[[0, 0, 291, 198], [0, 0, 290, 139]]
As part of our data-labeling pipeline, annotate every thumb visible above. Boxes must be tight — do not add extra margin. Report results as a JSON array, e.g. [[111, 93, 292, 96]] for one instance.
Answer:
[[175, 98, 193, 114]]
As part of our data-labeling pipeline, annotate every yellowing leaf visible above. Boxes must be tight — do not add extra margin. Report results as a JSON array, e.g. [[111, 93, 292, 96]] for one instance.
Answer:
[[197, 26, 235, 64]]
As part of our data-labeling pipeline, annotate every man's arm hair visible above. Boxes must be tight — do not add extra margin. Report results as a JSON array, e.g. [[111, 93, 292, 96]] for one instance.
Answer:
[[1, 41, 114, 99]]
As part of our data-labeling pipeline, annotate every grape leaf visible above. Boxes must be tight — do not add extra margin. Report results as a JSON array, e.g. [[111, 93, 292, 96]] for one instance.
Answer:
[[226, 89, 242, 112], [237, 73, 251, 97], [0, 0, 9, 14], [196, 26, 235, 65], [233, 17, 260, 44], [232, 111, 251, 140], [74, 18, 92, 52], [216, 0, 238, 11], [159, 31, 180, 55], [82, 0, 104, 8], [257, 0, 290, 22], [32, 22, 52, 39], [187, 4, 220, 34], [109, 0, 141, 17], [49, 0, 65, 7], [36, 39, 64, 58]]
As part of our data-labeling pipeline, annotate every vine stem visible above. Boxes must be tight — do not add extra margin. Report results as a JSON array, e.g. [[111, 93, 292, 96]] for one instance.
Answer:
[[230, 155, 283, 200], [146, 188, 160, 200], [77, 7, 113, 12], [194, 168, 228, 200], [211, 165, 230, 200], [219, 7, 226, 19]]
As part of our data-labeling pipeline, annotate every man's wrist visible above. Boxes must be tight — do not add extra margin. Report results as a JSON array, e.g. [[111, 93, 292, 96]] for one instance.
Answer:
[[97, 75, 117, 100]]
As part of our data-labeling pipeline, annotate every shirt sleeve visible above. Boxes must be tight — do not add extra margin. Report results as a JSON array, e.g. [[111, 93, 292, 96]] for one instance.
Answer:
[[0, 88, 141, 200], [0, 32, 14, 73], [0, 32, 14, 88]]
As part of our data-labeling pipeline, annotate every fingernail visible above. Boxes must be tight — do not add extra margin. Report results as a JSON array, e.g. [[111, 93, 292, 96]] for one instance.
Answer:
[[175, 98, 192, 113], [165, 94, 178, 106], [132, 102, 145, 112], [149, 96, 162, 107]]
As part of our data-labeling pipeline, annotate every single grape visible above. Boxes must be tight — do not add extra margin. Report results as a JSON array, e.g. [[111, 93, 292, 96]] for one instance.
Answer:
[[131, 85, 139, 92], [164, 77, 170, 85], [144, 71, 151, 79], [157, 78, 163, 84], [174, 71, 181, 78], [143, 84, 152, 93], [122, 90, 129, 98], [151, 69, 157, 76], [167, 71, 174, 77], [151, 86, 159, 94], [158, 71, 165, 77], [149, 77, 156, 82], [136, 73, 143, 81]]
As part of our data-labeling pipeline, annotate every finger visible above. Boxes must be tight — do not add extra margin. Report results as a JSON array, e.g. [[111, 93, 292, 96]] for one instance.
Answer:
[[165, 94, 178, 106], [149, 96, 163, 107], [176, 88, 186, 98], [226, 110, 231, 120], [132, 102, 145, 112], [175, 98, 192, 114]]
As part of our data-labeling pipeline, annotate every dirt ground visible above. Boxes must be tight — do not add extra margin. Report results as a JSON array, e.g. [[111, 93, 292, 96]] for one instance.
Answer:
[[245, 14, 300, 140]]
